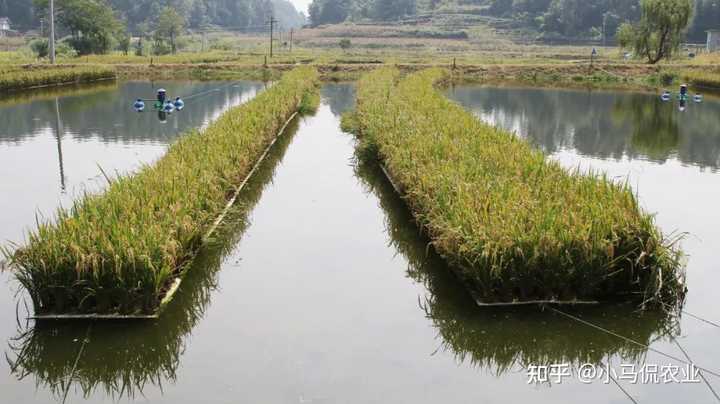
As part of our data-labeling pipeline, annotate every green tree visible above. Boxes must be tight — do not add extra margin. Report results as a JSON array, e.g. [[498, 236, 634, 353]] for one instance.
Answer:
[[372, 0, 415, 20], [134, 21, 149, 56], [155, 6, 185, 54], [34, 0, 121, 55], [339, 38, 351, 51], [116, 24, 131, 55], [309, 0, 352, 25], [617, 0, 693, 64]]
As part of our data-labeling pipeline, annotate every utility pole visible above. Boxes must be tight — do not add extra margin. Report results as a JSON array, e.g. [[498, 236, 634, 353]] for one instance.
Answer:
[[268, 16, 277, 57], [602, 13, 607, 48], [290, 28, 293, 53], [49, 0, 56, 63]]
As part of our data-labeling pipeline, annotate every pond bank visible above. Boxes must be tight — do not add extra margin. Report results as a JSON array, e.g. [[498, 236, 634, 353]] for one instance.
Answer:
[[0, 66, 116, 92]]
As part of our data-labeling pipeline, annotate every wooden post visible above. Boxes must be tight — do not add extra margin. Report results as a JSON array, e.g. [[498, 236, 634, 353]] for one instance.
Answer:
[[268, 16, 277, 58]]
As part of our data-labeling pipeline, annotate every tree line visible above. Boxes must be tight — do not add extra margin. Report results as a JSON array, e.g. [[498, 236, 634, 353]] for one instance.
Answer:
[[488, 0, 711, 42], [308, 0, 715, 44], [2, 0, 305, 33], [308, 0, 416, 25]]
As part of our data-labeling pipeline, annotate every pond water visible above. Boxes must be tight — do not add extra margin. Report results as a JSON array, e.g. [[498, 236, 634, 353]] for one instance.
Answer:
[[0, 81, 719, 403]]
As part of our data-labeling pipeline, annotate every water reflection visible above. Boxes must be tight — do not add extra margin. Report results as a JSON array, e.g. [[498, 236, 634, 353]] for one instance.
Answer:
[[611, 95, 680, 161], [0, 81, 263, 145], [354, 156, 680, 374], [448, 86, 720, 169], [6, 117, 300, 401], [322, 83, 355, 117], [53, 98, 66, 192]]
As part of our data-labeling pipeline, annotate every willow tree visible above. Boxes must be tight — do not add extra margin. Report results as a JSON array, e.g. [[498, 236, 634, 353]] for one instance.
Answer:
[[617, 0, 693, 64]]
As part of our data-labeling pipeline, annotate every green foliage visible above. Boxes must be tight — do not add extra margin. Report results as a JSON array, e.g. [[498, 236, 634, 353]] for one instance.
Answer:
[[372, 0, 416, 21], [687, 0, 720, 41], [339, 38, 351, 50], [134, 22, 150, 56], [16, 0, 304, 34], [116, 28, 131, 55], [34, 0, 123, 55], [7, 67, 319, 315], [154, 6, 185, 55], [618, 0, 693, 64], [309, 0, 416, 25], [350, 67, 685, 305], [29, 39, 49, 58]]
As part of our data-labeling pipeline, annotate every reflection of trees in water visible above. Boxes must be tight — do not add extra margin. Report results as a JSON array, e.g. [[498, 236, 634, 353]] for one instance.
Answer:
[[6, 117, 300, 401], [321, 83, 355, 117], [354, 156, 679, 375], [0, 81, 264, 145], [611, 95, 680, 161], [448, 86, 720, 169]]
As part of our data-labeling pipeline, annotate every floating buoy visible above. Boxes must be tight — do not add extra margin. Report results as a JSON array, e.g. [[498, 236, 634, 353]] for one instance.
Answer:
[[173, 97, 184, 110], [694, 94, 703, 103], [133, 99, 145, 111], [163, 102, 174, 113], [660, 91, 671, 102]]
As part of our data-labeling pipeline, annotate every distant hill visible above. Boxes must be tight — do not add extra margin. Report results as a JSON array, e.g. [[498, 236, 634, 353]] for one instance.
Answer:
[[306, 0, 718, 43]]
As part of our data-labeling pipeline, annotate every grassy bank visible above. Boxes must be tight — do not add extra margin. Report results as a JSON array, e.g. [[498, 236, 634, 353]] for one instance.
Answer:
[[347, 67, 684, 306], [0, 66, 116, 91], [5, 66, 319, 316]]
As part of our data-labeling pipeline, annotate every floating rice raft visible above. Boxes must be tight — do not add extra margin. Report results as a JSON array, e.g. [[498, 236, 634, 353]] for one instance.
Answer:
[[348, 68, 685, 306], [7, 67, 319, 318]]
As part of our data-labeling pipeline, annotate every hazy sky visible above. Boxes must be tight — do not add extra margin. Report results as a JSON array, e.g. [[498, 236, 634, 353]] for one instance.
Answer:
[[289, 0, 312, 15]]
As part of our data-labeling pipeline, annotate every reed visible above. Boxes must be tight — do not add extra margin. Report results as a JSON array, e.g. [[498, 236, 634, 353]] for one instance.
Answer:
[[680, 68, 720, 90], [349, 67, 685, 305], [5, 67, 319, 315], [0, 66, 116, 91]]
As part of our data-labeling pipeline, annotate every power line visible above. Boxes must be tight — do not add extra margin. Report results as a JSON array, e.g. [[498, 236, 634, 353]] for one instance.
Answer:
[[673, 338, 720, 403], [547, 306, 720, 379], [661, 302, 720, 330], [599, 362, 639, 404]]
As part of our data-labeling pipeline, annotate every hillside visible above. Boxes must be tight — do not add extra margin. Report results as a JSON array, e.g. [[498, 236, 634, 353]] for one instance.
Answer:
[[307, 0, 718, 43]]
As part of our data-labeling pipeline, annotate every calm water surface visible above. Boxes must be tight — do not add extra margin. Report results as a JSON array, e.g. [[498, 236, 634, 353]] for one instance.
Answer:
[[0, 82, 719, 403]]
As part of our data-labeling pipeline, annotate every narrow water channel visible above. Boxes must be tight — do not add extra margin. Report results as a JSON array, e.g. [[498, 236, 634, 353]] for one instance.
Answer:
[[2, 83, 720, 403]]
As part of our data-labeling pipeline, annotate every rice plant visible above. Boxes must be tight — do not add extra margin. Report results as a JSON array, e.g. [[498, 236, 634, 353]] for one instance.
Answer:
[[0, 66, 116, 91], [349, 67, 685, 306], [4, 67, 319, 315]]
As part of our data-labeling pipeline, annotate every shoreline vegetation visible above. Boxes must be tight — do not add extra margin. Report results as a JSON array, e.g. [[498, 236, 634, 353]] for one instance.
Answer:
[[0, 66, 117, 92], [4, 66, 319, 316], [4, 61, 718, 94], [344, 67, 685, 306]]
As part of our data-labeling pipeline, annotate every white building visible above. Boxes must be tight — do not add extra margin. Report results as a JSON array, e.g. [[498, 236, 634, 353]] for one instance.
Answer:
[[0, 17, 10, 33], [707, 30, 720, 52]]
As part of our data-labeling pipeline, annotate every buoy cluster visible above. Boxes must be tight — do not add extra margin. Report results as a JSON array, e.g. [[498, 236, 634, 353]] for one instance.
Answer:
[[660, 84, 703, 109], [133, 88, 185, 113]]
